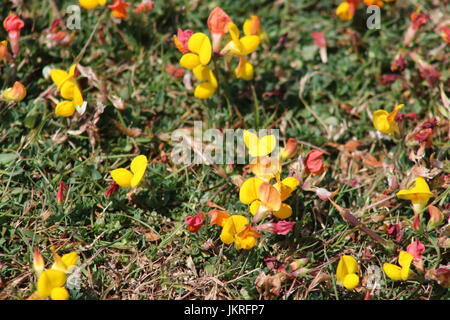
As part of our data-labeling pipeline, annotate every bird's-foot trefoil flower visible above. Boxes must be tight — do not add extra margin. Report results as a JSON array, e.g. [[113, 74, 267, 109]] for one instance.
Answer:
[[373, 104, 404, 136], [221, 22, 260, 80], [110, 155, 148, 188], [383, 251, 414, 281], [179, 33, 217, 99], [219, 214, 261, 250], [3, 13, 25, 56], [396, 176, 433, 214], [336, 255, 360, 290], [50, 64, 84, 117]]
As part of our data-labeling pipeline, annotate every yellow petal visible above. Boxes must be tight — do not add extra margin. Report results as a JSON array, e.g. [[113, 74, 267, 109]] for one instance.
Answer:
[[79, 0, 101, 9], [372, 110, 392, 134], [398, 251, 413, 268], [50, 287, 70, 300], [228, 22, 241, 46], [110, 168, 133, 187], [239, 177, 265, 204], [192, 65, 218, 88], [55, 101, 76, 117], [383, 263, 403, 281], [235, 56, 254, 80], [61, 252, 78, 269], [336, 255, 358, 283], [194, 82, 216, 99], [220, 215, 248, 244], [387, 104, 404, 123], [239, 35, 260, 55], [50, 69, 71, 88], [249, 200, 262, 215], [273, 203, 292, 219], [275, 177, 300, 201], [235, 235, 256, 250], [130, 155, 147, 187], [72, 84, 84, 107], [69, 64, 77, 77], [258, 182, 281, 211], [187, 33, 212, 65], [396, 177, 433, 205], [179, 53, 201, 70], [51, 251, 68, 272], [343, 273, 359, 290], [243, 130, 276, 157], [37, 269, 67, 298]]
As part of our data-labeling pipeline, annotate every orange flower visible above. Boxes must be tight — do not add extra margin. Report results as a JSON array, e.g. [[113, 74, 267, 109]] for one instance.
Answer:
[[108, 0, 131, 19], [207, 7, 232, 53]]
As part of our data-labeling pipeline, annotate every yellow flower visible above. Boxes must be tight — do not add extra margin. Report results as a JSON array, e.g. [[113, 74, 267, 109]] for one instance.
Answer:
[[50, 64, 84, 117], [36, 269, 68, 299], [221, 22, 260, 81], [396, 177, 433, 213], [179, 33, 217, 99], [1, 81, 26, 102], [79, 0, 107, 9], [243, 130, 276, 157], [219, 215, 260, 250], [372, 104, 403, 135], [383, 251, 414, 281], [239, 175, 299, 219], [222, 22, 260, 56], [336, 255, 360, 290], [110, 155, 148, 187]]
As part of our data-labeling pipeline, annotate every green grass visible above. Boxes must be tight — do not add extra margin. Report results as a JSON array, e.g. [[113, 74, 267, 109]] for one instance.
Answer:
[[0, 0, 449, 300]]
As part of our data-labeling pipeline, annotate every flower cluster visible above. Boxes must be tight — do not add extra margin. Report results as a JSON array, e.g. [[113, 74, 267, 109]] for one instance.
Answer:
[[174, 7, 264, 99], [335, 250, 415, 291], [184, 130, 300, 250], [29, 248, 79, 300]]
